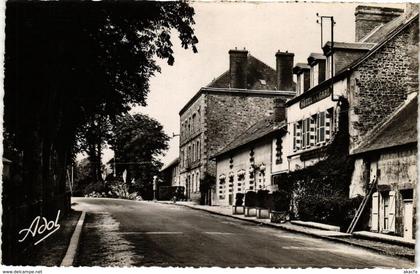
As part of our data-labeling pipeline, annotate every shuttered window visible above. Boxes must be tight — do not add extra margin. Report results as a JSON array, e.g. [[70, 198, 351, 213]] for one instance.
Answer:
[[371, 192, 379, 232], [388, 191, 396, 232], [296, 121, 302, 150], [326, 108, 333, 142], [317, 111, 326, 143], [310, 115, 316, 146]]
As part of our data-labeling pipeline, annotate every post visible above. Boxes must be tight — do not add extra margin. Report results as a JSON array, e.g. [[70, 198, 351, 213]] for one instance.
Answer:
[[153, 175, 157, 201]]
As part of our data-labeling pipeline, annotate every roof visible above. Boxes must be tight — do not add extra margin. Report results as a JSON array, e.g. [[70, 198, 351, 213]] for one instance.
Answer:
[[352, 94, 417, 155], [308, 52, 326, 61], [293, 63, 310, 74], [179, 87, 295, 115], [287, 12, 419, 107], [322, 41, 376, 55], [213, 115, 286, 159], [361, 12, 407, 43], [160, 157, 180, 172], [179, 53, 296, 115], [207, 54, 278, 90]]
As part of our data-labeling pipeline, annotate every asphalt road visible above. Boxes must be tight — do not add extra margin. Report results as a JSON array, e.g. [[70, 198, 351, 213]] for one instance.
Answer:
[[72, 197, 414, 268]]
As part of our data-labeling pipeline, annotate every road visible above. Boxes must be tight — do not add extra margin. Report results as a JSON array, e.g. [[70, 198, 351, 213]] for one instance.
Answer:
[[72, 197, 414, 268]]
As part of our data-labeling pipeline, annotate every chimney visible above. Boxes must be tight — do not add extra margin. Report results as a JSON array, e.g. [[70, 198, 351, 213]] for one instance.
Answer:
[[229, 48, 248, 89], [276, 51, 295, 91], [355, 6, 404, 42], [404, 3, 419, 20], [273, 98, 286, 123]]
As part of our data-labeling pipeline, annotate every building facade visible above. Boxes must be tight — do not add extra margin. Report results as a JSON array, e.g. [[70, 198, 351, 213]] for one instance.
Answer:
[[280, 4, 418, 237], [350, 95, 417, 239], [213, 100, 287, 206], [159, 157, 180, 187], [179, 49, 296, 204]]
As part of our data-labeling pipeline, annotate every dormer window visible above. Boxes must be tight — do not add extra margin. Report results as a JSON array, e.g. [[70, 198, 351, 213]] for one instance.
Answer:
[[293, 63, 310, 95], [307, 53, 326, 88], [310, 64, 319, 88]]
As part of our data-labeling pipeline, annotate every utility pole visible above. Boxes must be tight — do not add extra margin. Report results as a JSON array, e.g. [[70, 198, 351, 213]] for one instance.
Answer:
[[316, 13, 338, 101]]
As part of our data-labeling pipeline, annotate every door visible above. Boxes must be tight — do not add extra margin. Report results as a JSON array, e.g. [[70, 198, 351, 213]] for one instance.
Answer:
[[371, 192, 379, 232], [404, 200, 413, 240]]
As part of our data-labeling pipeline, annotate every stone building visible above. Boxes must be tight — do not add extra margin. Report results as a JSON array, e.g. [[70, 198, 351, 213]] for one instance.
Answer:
[[282, 4, 416, 173], [179, 49, 296, 204], [159, 157, 180, 187], [350, 94, 417, 240], [279, 4, 418, 236], [213, 99, 287, 206]]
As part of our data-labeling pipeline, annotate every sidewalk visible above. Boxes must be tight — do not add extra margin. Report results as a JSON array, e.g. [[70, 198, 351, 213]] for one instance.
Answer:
[[159, 201, 415, 261], [19, 209, 82, 266]]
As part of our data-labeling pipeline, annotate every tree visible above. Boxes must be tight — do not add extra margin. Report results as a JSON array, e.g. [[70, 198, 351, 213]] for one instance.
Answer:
[[3, 2, 197, 263], [109, 114, 169, 199], [4, 1, 197, 209]]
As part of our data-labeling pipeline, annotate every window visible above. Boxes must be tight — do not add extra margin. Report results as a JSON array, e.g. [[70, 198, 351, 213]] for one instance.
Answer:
[[188, 146, 191, 164], [302, 118, 310, 148], [317, 112, 326, 143], [196, 171, 200, 192], [310, 64, 319, 88], [326, 108, 333, 142], [196, 140, 200, 160], [298, 74, 304, 95], [295, 121, 302, 150], [191, 173, 195, 192], [275, 137, 283, 165], [192, 113, 196, 133], [326, 55, 335, 79], [293, 124, 297, 151]]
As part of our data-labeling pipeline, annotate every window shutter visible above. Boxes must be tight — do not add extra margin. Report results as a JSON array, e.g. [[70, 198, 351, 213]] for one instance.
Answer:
[[389, 191, 396, 232], [296, 122, 301, 150], [310, 116, 316, 146], [326, 109, 332, 142], [371, 192, 379, 232]]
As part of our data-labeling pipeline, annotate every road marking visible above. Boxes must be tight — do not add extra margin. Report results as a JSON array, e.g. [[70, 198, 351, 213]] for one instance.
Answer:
[[117, 231, 184, 235], [203, 232, 234, 235], [61, 211, 86, 267]]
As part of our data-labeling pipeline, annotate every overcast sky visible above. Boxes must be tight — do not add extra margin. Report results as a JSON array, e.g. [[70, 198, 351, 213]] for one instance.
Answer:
[[101, 2, 406, 167]]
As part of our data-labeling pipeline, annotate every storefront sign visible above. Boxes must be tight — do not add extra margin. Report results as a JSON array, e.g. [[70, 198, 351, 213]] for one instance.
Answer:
[[300, 88, 331, 109]]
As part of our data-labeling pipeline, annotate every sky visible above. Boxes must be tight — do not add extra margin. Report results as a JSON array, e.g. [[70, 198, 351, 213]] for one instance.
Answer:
[[101, 2, 406, 167]]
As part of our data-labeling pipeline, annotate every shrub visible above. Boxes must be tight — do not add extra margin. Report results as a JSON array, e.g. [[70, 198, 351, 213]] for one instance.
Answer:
[[296, 194, 364, 229], [272, 190, 291, 212], [158, 186, 185, 200], [235, 193, 244, 206], [256, 190, 269, 208], [244, 191, 256, 207]]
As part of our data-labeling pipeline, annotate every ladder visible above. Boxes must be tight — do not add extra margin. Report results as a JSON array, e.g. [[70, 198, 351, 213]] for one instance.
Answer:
[[346, 177, 377, 234]]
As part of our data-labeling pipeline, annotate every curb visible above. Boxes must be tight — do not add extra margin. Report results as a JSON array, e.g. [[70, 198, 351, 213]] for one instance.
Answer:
[[60, 211, 86, 266], [163, 202, 415, 262]]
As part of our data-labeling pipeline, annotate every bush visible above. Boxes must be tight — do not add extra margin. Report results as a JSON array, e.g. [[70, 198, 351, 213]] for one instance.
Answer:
[[272, 190, 291, 212], [83, 181, 107, 196], [265, 194, 274, 209], [244, 191, 256, 207], [158, 186, 185, 201], [296, 194, 364, 229], [235, 193, 244, 206], [256, 190, 269, 208]]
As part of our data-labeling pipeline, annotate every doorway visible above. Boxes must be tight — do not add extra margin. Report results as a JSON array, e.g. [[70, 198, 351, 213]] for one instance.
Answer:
[[403, 200, 413, 240]]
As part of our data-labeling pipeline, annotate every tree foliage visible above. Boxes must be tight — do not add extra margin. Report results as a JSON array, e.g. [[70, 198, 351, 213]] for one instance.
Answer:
[[3, 0, 197, 216], [109, 113, 169, 199], [275, 98, 357, 227]]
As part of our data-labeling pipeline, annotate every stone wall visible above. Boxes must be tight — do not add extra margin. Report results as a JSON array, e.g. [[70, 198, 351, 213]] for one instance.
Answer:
[[205, 92, 290, 176], [349, 19, 419, 150]]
